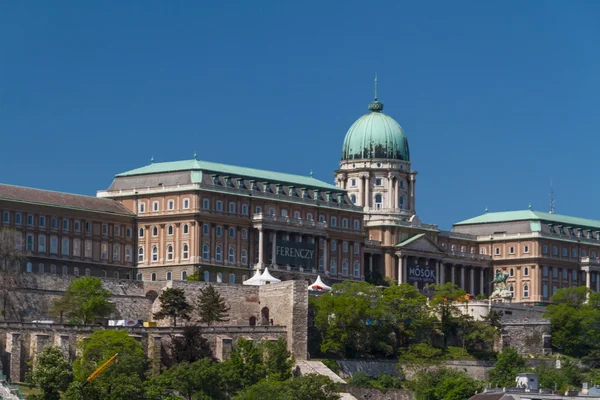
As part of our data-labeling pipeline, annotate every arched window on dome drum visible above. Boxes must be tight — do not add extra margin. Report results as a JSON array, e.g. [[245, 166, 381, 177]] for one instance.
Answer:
[[351, 194, 356, 204], [399, 196, 404, 209], [375, 194, 383, 209]]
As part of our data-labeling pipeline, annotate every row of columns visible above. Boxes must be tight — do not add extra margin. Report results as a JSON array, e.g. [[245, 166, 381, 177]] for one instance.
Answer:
[[351, 172, 415, 211]]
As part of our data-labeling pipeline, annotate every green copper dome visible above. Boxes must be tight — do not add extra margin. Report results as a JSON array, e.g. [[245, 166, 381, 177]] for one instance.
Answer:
[[341, 98, 410, 161]]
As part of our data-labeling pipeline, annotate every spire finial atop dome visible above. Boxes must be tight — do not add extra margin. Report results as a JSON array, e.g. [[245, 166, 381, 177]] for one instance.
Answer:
[[368, 74, 384, 112]]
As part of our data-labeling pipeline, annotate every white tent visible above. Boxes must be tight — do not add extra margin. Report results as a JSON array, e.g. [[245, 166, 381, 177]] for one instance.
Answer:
[[308, 275, 332, 291], [259, 267, 281, 284], [243, 269, 263, 286]]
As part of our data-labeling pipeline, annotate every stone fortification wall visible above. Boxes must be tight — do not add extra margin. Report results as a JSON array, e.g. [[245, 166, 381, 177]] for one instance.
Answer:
[[500, 319, 552, 356], [260, 280, 308, 360], [0, 323, 288, 382], [461, 301, 547, 322]]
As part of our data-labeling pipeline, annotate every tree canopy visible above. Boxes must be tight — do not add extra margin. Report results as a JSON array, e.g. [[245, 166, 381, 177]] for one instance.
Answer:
[[196, 284, 230, 326], [153, 287, 193, 327], [28, 346, 74, 400], [52, 277, 114, 324]]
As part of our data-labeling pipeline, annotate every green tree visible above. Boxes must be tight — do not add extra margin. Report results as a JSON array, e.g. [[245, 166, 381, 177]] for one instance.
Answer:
[[28, 346, 74, 400], [311, 281, 384, 357], [430, 283, 467, 347], [195, 284, 230, 326], [222, 338, 266, 392], [233, 374, 340, 400], [399, 343, 444, 375], [260, 338, 295, 381], [487, 348, 527, 388], [408, 368, 483, 400], [65, 330, 146, 400], [144, 358, 225, 400], [52, 277, 114, 324], [168, 325, 214, 366], [153, 287, 193, 327]]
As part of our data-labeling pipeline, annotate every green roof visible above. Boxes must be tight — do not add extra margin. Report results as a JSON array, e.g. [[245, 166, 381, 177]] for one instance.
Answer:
[[454, 210, 600, 230], [116, 159, 340, 191], [396, 233, 426, 247]]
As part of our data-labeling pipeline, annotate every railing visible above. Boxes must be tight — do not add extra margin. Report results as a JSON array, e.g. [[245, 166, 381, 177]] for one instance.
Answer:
[[364, 240, 382, 247], [438, 231, 477, 240], [580, 257, 600, 264], [446, 251, 492, 261], [252, 213, 328, 229]]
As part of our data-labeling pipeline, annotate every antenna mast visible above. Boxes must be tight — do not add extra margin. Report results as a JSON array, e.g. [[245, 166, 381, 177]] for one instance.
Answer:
[[549, 180, 555, 214]]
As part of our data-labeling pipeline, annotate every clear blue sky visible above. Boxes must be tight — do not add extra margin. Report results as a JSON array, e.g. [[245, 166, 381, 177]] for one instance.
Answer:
[[1, 1, 599, 230]]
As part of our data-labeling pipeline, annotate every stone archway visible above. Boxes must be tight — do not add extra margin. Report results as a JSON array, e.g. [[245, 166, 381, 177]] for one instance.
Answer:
[[261, 307, 269, 325]]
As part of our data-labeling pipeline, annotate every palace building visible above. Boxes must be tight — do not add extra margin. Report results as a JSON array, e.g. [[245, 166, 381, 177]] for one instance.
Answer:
[[1, 84, 599, 303]]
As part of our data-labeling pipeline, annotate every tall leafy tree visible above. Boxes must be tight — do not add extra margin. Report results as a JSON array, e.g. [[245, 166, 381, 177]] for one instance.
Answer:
[[153, 287, 193, 327], [260, 338, 295, 381], [195, 284, 230, 326], [408, 368, 483, 400], [430, 283, 467, 347], [28, 346, 74, 400], [0, 228, 26, 320], [168, 325, 214, 366], [380, 284, 433, 346], [233, 374, 340, 400], [65, 330, 146, 400], [487, 348, 528, 388], [52, 277, 114, 324]]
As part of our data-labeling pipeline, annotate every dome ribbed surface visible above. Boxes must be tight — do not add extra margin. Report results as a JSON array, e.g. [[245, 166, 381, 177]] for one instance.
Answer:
[[341, 110, 410, 161]]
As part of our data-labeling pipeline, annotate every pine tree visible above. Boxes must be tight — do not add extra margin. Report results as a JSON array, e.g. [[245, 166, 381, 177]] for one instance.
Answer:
[[153, 287, 193, 327], [196, 284, 230, 326]]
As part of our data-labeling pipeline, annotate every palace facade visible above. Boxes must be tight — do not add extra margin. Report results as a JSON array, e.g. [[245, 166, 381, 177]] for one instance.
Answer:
[[1, 87, 599, 303]]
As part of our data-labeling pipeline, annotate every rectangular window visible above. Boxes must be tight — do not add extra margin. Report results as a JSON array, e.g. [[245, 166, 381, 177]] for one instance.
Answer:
[[153, 201, 159, 212], [15, 213, 22, 225], [73, 239, 81, 257], [331, 217, 337, 227], [2, 211, 9, 224], [354, 220, 360, 230], [342, 218, 348, 228], [139, 202, 146, 213], [38, 235, 46, 253], [113, 245, 121, 261], [26, 234, 34, 251], [241, 204, 248, 215], [62, 219, 69, 231], [126, 227, 132, 237], [543, 245, 548, 254], [351, 179, 356, 186], [125, 246, 132, 262], [553, 246, 558, 256], [39, 216, 46, 227], [115, 225, 121, 237], [51, 217, 58, 229], [553, 267, 558, 278], [74, 220, 81, 232], [203, 199, 210, 209], [509, 246, 515, 254], [375, 178, 382, 186], [495, 247, 501, 255], [572, 249, 578, 258], [101, 243, 109, 260], [255, 206, 262, 214], [85, 221, 92, 233], [102, 224, 108, 236], [27, 214, 34, 226], [168, 200, 175, 210], [61, 238, 69, 256], [85, 240, 92, 258], [523, 245, 529, 253], [50, 237, 58, 254], [229, 202, 236, 213], [562, 248, 568, 257], [183, 198, 190, 209], [216, 200, 223, 212]]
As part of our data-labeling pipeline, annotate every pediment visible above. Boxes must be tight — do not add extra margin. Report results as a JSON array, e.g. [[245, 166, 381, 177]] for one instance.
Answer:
[[396, 233, 445, 254]]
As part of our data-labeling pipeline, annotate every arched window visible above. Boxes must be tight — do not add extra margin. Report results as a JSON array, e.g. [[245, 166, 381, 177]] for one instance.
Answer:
[[343, 242, 348, 253], [166, 272, 172, 281], [553, 285, 558, 295], [523, 284, 530, 298], [152, 226, 158, 237], [216, 226, 223, 237], [342, 260, 349, 276], [74, 267, 79, 277], [216, 246, 223, 261], [281, 209, 288, 217], [139, 227, 144, 238], [167, 225, 174, 236], [151, 273, 157, 281], [375, 194, 383, 209], [509, 268, 514, 277], [166, 245, 174, 261], [217, 272, 223, 283], [136, 272, 142, 281], [331, 240, 337, 252], [182, 243, 189, 260], [50, 264, 56, 274], [38, 263, 44, 274], [241, 249, 248, 265], [353, 261, 360, 278], [138, 246, 144, 262], [62, 265, 68, 275], [101, 270, 107, 278], [85, 268, 90, 276], [181, 271, 188, 280], [26, 262, 32, 273], [203, 271, 210, 282], [524, 267, 529, 276], [241, 204, 248, 215], [229, 202, 236, 213], [203, 224, 209, 235], [330, 259, 337, 275], [351, 194, 356, 204], [229, 227, 235, 238], [543, 284, 549, 299], [242, 229, 248, 240], [399, 196, 404, 209], [228, 247, 235, 263], [203, 244, 210, 260], [183, 224, 189, 234], [229, 273, 236, 284], [114, 271, 119, 279], [152, 245, 158, 261], [509, 285, 514, 298]]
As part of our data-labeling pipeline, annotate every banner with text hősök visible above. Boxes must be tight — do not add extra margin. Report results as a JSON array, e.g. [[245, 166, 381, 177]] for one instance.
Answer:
[[408, 264, 436, 283], [274, 240, 315, 268]]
